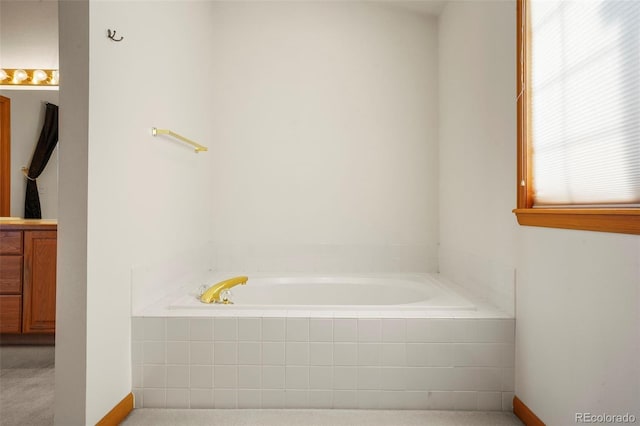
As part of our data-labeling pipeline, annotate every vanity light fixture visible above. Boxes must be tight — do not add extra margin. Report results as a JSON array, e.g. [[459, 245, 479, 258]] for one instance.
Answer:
[[0, 69, 59, 86], [12, 69, 28, 84], [31, 69, 48, 84]]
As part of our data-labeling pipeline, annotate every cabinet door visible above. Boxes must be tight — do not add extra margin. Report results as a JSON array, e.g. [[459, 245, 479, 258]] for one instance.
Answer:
[[0, 295, 22, 333], [23, 230, 56, 334]]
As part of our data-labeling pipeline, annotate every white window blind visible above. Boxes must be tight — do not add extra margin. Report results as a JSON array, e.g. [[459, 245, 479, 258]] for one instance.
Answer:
[[529, 0, 640, 207]]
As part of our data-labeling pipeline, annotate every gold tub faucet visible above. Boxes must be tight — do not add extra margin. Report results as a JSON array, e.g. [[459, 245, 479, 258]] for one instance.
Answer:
[[199, 276, 248, 304]]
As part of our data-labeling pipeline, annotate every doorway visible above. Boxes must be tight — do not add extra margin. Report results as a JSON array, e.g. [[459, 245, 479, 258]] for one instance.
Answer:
[[0, 95, 10, 216]]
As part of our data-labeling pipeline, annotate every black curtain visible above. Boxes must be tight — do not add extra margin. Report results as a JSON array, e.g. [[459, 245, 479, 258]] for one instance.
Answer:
[[24, 102, 58, 219]]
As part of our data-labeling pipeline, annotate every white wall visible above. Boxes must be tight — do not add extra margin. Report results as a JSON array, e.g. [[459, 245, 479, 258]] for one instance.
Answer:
[[438, 0, 517, 315], [56, 1, 88, 424], [208, 2, 439, 273], [0, 0, 58, 69], [0, 90, 59, 218], [83, 2, 215, 423], [439, 0, 640, 422], [516, 228, 640, 424]]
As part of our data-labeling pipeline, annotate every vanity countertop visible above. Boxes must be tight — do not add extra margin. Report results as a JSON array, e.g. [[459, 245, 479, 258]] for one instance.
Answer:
[[0, 218, 57, 230]]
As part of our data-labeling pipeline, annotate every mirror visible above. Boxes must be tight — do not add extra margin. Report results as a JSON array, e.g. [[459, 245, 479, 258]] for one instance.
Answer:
[[0, 89, 59, 219]]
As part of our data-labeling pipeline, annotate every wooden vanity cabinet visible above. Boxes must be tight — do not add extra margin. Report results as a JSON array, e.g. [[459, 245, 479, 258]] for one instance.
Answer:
[[22, 231, 57, 333], [0, 222, 57, 335]]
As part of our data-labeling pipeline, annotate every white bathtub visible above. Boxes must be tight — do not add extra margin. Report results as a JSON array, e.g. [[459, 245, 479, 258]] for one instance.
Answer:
[[134, 272, 515, 410], [168, 273, 476, 312]]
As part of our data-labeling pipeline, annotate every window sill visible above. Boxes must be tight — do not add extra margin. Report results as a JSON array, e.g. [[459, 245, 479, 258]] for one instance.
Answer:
[[513, 208, 640, 235]]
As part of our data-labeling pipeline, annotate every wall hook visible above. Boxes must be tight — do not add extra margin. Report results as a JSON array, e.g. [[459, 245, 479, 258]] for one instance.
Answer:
[[107, 29, 124, 42]]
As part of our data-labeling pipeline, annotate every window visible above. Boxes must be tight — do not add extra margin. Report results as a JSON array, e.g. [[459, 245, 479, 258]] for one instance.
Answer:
[[514, 0, 640, 234]]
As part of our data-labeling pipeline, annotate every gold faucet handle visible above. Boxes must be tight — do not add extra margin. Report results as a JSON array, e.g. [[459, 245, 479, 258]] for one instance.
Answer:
[[220, 289, 233, 304], [199, 276, 248, 304]]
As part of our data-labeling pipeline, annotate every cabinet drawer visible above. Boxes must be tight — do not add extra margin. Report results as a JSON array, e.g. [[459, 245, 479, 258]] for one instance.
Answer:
[[0, 256, 22, 293], [0, 232, 22, 255], [0, 295, 22, 333]]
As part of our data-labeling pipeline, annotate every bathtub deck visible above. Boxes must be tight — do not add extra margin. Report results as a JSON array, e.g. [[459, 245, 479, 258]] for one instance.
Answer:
[[137, 273, 512, 319]]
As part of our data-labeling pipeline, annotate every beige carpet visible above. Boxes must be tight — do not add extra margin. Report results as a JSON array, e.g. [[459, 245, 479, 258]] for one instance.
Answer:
[[0, 346, 55, 426]]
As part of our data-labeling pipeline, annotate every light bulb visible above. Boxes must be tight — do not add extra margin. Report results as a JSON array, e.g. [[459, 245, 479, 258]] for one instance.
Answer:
[[13, 69, 28, 84], [32, 69, 48, 84], [0, 69, 7, 81]]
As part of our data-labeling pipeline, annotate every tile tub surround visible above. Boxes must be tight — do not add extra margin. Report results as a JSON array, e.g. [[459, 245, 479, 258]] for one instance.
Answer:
[[132, 317, 514, 411]]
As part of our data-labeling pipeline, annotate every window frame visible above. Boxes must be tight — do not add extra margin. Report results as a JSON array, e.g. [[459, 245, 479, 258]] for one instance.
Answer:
[[513, 0, 640, 235]]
